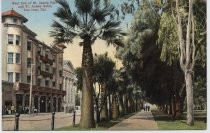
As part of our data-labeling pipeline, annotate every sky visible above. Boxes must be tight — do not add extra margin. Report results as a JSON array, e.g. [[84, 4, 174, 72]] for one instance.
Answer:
[[2, 0, 134, 69]]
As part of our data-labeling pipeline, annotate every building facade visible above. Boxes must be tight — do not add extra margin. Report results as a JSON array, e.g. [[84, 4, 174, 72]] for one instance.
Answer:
[[2, 9, 66, 114], [62, 60, 76, 112]]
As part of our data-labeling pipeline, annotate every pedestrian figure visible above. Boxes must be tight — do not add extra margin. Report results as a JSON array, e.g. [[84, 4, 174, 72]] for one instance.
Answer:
[[11, 105, 15, 115], [148, 106, 150, 111], [73, 109, 76, 126], [4, 105, 8, 115]]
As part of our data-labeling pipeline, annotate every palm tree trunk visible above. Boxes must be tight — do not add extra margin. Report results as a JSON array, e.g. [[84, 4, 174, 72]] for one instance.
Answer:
[[100, 83, 108, 121], [108, 94, 112, 120], [123, 94, 128, 115], [80, 36, 95, 128], [112, 94, 118, 119], [119, 95, 125, 116]]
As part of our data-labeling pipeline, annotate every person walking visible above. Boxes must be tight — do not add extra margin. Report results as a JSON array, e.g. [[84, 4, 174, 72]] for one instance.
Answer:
[[11, 105, 15, 115]]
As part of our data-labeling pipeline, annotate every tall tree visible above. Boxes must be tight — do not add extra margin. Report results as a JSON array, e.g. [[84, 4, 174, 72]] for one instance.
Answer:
[[50, 0, 125, 128], [94, 53, 115, 121], [175, 0, 195, 125]]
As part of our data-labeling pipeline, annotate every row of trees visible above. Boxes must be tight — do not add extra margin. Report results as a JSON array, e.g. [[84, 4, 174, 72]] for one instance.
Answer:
[[116, 0, 206, 126], [50, 0, 206, 128], [75, 53, 144, 124], [50, 0, 134, 128]]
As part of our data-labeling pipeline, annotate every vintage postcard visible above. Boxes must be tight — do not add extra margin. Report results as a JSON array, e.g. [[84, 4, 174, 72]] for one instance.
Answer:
[[1, 0, 207, 131]]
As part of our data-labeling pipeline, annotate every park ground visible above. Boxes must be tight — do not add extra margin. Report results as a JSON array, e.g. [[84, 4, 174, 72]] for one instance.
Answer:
[[57, 109, 207, 131], [2, 109, 206, 131]]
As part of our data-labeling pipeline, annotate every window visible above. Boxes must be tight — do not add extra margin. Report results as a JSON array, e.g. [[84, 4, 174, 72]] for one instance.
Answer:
[[59, 70, 62, 77], [37, 78, 41, 86], [27, 58, 32, 67], [52, 55, 55, 61], [15, 73, 20, 82], [37, 47, 41, 54], [45, 51, 48, 58], [53, 82, 55, 87], [13, 18, 17, 23], [53, 68, 56, 74], [45, 65, 49, 71], [16, 53, 21, 64], [27, 41, 32, 50], [45, 80, 49, 87], [8, 34, 14, 44], [16, 35, 20, 45], [7, 53, 13, 64], [8, 72, 13, 82], [59, 84, 62, 90], [27, 76, 31, 83]]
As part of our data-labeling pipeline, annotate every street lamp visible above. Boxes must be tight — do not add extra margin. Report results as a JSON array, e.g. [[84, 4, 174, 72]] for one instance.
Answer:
[[29, 64, 35, 115]]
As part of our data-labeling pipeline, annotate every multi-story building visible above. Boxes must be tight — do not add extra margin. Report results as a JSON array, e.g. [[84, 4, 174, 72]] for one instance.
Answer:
[[1, 9, 66, 114], [62, 60, 76, 112]]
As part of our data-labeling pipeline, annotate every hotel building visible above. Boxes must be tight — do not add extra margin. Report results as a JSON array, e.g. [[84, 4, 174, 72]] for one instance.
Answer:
[[2, 9, 66, 113]]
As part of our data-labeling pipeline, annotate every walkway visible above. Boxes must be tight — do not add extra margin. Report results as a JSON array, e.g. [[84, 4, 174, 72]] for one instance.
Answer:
[[2, 111, 81, 131], [109, 111, 158, 130]]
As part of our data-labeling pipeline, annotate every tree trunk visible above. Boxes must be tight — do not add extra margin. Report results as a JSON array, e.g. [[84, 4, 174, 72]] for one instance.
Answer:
[[123, 94, 128, 115], [112, 94, 118, 119], [108, 94, 112, 120], [176, 0, 195, 126], [95, 97, 100, 123], [80, 36, 95, 128], [167, 104, 172, 115], [185, 71, 194, 125], [171, 96, 175, 118], [100, 83, 108, 121], [119, 95, 125, 116]]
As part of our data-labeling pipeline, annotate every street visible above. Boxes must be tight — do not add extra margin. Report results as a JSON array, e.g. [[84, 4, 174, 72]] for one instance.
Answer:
[[2, 111, 81, 131]]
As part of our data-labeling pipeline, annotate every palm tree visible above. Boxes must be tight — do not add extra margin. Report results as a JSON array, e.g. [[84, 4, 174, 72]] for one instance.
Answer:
[[50, 0, 126, 128], [94, 53, 115, 121]]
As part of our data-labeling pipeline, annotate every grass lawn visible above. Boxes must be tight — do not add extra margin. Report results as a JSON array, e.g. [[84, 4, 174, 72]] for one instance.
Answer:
[[56, 112, 135, 131], [151, 110, 207, 130]]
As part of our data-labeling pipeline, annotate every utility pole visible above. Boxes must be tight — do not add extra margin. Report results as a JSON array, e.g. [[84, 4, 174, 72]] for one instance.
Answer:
[[29, 64, 35, 115]]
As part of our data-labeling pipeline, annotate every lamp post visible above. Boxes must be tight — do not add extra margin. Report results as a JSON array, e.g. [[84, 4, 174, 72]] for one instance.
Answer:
[[29, 64, 35, 115]]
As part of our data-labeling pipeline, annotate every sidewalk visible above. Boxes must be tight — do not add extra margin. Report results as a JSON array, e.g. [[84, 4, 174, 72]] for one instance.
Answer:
[[109, 111, 158, 130], [2, 111, 81, 130]]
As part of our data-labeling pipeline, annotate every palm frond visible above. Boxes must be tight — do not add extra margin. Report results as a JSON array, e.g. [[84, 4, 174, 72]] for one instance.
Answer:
[[75, 0, 93, 14], [65, 12, 81, 28], [55, 0, 70, 10], [50, 21, 78, 44], [102, 20, 121, 29], [103, 0, 110, 7], [91, 8, 107, 24], [54, 6, 71, 21], [100, 20, 127, 46], [94, 0, 100, 8]]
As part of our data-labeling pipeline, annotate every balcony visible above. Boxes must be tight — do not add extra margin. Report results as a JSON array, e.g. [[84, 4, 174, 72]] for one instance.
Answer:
[[38, 55, 53, 65], [18, 83, 66, 95], [40, 70, 53, 79]]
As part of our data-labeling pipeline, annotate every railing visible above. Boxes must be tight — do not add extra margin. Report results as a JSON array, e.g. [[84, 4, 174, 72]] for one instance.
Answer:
[[18, 83, 66, 95], [40, 70, 53, 79], [39, 55, 53, 65]]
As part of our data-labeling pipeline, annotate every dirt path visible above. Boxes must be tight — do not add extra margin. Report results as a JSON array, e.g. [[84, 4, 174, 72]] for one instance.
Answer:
[[109, 111, 158, 130]]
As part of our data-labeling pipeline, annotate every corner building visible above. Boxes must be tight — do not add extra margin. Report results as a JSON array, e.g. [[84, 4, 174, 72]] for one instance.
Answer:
[[1, 9, 66, 113]]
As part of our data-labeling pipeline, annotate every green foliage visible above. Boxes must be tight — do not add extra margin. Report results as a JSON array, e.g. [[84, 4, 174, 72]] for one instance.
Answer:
[[158, 12, 179, 65], [94, 53, 115, 83], [51, 0, 125, 46], [193, 76, 207, 109]]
